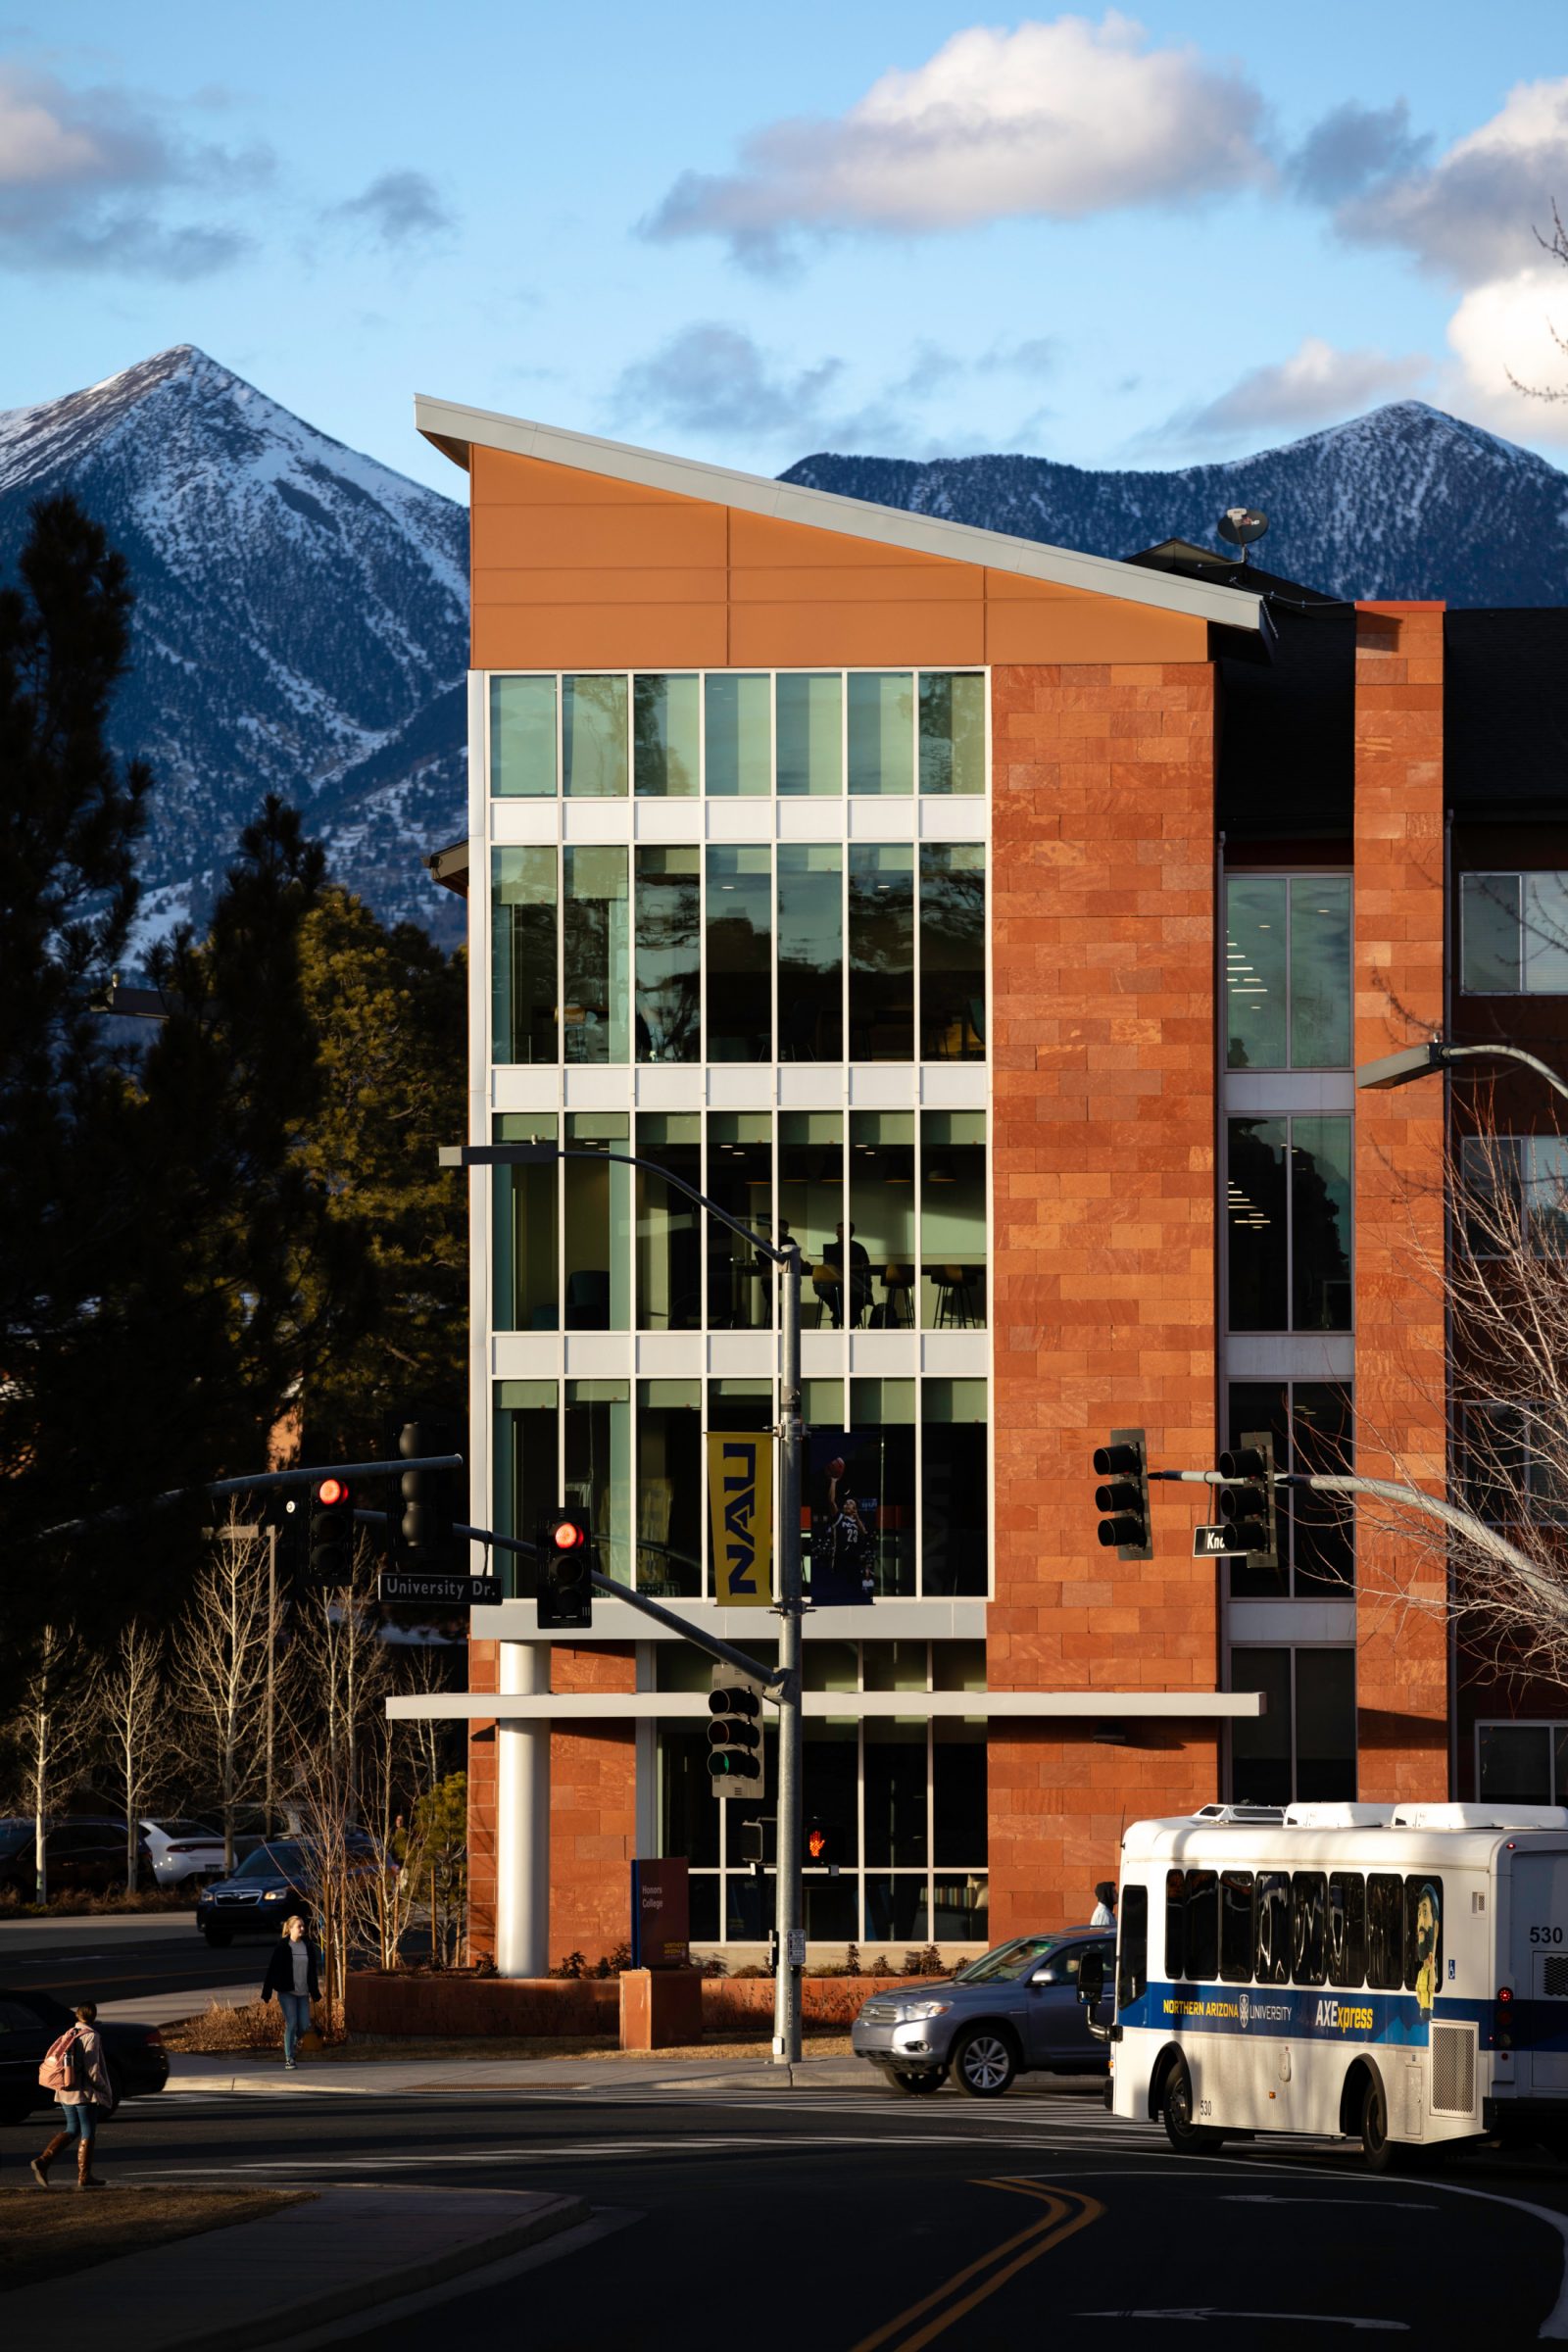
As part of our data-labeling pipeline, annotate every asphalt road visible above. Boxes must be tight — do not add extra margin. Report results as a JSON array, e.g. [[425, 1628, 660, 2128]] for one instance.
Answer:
[[11, 2074, 1568, 2349], [0, 1912, 270, 2007]]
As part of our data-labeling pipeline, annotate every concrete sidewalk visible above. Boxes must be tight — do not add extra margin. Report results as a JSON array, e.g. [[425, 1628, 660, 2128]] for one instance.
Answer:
[[0, 2184, 589, 2349], [168, 2048, 874, 2094], [100, 1984, 251, 2030]]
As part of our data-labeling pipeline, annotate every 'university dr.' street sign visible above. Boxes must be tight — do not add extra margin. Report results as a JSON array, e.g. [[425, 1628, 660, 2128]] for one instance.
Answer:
[[378, 1572, 496, 1606]]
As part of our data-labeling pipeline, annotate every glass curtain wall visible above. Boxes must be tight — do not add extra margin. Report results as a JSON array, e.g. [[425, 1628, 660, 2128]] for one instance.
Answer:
[[777, 845, 843, 1061], [776, 673, 842, 796], [493, 1112, 559, 1333], [637, 1379, 703, 1597], [849, 845, 914, 1059], [918, 673, 985, 797], [490, 676, 556, 797], [634, 847, 700, 1062], [564, 1380, 631, 1581], [636, 1112, 702, 1330], [706, 1113, 772, 1331], [848, 1379, 916, 1595], [780, 1113, 844, 1296], [848, 1113, 915, 1331], [705, 847, 771, 1060], [492, 847, 557, 1063], [705, 673, 770, 796], [1231, 1648, 1356, 1804], [633, 675, 700, 796], [564, 1112, 631, 1330], [849, 673, 915, 796], [1225, 874, 1352, 1070], [562, 675, 628, 796], [492, 1379, 558, 1596], [921, 1380, 989, 1594], [920, 1112, 987, 1329], [563, 847, 628, 1063], [919, 845, 985, 1058], [1228, 1116, 1352, 1332], [1227, 1382, 1354, 1597]]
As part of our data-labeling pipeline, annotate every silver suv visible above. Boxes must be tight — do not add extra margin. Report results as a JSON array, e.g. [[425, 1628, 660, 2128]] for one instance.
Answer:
[[850, 1930, 1114, 2097]]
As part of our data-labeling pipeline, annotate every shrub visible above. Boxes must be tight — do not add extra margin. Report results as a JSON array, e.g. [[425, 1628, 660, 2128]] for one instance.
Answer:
[[901, 1944, 946, 1978]]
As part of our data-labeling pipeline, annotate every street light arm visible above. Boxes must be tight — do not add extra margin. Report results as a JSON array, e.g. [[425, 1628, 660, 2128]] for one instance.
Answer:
[[1438, 1042, 1568, 1106], [443, 1143, 792, 1266], [1355, 1037, 1568, 1105]]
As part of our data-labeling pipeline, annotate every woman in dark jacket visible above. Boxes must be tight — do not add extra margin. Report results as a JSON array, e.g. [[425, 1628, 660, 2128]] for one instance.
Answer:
[[262, 1914, 322, 2069]]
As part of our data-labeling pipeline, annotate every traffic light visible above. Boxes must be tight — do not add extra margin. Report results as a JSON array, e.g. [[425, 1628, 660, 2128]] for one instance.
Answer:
[[708, 1666, 764, 1799], [805, 1820, 841, 1870], [308, 1476, 355, 1584], [537, 1507, 594, 1629], [389, 1415, 457, 1571], [1093, 1427, 1153, 1560], [1218, 1433, 1279, 1569]]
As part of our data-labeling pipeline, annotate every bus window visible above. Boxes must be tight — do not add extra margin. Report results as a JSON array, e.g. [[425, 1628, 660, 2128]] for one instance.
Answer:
[[1220, 1871, 1255, 1982], [1118, 1884, 1149, 2007], [1404, 1876, 1442, 2005], [1165, 1869, 1186, 1981], [1186, 1870, 1219, 1981], [1255, 1871, 1291, 1984], [1367, 1874, 1403, 1988], [1292, 1873, 1328, 1985], [1328, 1872, 1365, 1987]]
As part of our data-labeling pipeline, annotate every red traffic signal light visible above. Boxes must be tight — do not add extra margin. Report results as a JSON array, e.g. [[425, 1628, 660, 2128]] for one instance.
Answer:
[[317, 1477, 349, 1508], [309, 1476, 355, 1584], [551, 1519, 587, 1551], [537, 1508, 594, 1627]]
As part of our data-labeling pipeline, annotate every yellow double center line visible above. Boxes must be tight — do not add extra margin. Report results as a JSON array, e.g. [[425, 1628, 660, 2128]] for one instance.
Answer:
[[848, 2177, 1104, 2352]]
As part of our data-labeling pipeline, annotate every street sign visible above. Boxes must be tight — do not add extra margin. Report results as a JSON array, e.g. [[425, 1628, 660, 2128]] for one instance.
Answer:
[[1194, 1525, 1244, 1559], [378, 1571, 495, 1605], [787, 1928, 807, 1967]]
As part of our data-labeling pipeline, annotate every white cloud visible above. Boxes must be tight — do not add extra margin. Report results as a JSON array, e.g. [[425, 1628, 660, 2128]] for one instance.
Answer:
[[1170, 335, 1432, 444], [0, 62, 265, 275], [645, 12, 1270, 268], [1445, 261, 1568, 444], [1338, 75, 1568, 286]]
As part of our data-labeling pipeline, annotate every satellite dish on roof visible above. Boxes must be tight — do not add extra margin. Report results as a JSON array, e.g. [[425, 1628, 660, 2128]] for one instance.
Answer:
[[1217, 506, 1269, 563]]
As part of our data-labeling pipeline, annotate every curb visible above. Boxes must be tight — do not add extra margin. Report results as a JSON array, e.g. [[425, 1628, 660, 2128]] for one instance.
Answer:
[[138, 2190, 591, 2352]]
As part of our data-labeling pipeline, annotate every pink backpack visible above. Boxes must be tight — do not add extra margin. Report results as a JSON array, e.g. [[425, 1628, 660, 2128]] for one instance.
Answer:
[[38, 2027, 85, 2093]]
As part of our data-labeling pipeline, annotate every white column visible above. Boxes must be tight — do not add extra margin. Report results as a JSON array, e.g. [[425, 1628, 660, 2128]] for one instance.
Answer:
[[496, 1642, 551, 1977]]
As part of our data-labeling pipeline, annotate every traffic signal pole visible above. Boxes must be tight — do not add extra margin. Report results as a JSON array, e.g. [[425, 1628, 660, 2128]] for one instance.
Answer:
[[441, 1141, 808, 2067]]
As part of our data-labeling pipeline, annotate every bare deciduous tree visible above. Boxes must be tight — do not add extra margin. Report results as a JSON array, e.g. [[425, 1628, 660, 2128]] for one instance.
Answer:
[[1507, 201, 1568, 406], [170, 1518, 272, 1872], [10, 1624, 85, 1904], [91, 1622, 175, 1890]]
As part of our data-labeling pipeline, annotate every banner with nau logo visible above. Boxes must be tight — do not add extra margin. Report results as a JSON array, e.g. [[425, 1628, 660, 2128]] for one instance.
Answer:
[[707, 1431, 773, 1607]]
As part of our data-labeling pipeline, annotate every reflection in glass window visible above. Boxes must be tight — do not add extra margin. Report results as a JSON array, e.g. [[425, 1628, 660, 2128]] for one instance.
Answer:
[[922, 1380, 988, 1596], [865, 1718, 928, 1863], [919, 673, 985, 796], [777, 845, 843, 1061], [493, 1113, 558, 1334], [633, 675, 700, 797], [707, 1113, 772, 1332], [849, 844, 914, 1059], [564, 1112, 630, 1331], [1228, 1381, 1353, 1598], [776, 673, 842, 796], [563, 847, 628, 1063], [1231, 1647, 1355, 1804], [920, 845, 985, 1059], [562, 674, 628, 797], [661, 1721, 719, 1873], [1366, 1876, 1403, 1989], [1227, 1116, 1350, 1332], [1462, 871, 1568, 995], [921, 1112, 987, 1331], [706, 846, 771, 1061], [1220, 1872, 1254, 1983], [565, 1379, 630, 1582], [1292, 1116, 1352, 1330], [492, 847, 557, 1064], [636, 1112, 701, 1331], [779, 1113, 843, 1289], [849, 1114, 914, 1333], [490, 675, 556, 798], [1226, 875, 1287, 1068], [1296, 1651, 1355, 1801], [849, 672, 913, 795], [1291, 878, 1351, 1065], [1231, 1646, 1292, 1805], [705, 673, 770, 796], [933, 1719, 986, 1863], [634, 847, 700, 1063], [637, 1380, 702, 1596], [493, 1380, 557, 1597]]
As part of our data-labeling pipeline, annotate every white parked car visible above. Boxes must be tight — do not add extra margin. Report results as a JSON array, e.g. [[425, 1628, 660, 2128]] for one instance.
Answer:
[[139, 1818, 226, 1888]]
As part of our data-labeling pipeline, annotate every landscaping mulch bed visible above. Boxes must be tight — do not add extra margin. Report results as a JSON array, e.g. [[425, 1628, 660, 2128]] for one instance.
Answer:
[[0, 2186, 311, 2293]]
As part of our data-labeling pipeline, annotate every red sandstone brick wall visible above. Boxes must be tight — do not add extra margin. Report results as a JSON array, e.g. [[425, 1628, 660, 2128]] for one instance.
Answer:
[[549, 1645, 638, 1963], [986, 660, 1224, 1937], [1351, 605, 1449, 1801]]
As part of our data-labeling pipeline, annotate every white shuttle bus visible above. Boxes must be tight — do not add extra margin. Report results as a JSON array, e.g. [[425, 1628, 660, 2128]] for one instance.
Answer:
[[1091, 1801, 1568, 2169]]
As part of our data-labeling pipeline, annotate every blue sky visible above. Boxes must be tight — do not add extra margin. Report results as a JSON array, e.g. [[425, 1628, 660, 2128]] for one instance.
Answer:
[[5, 4, 1568, 498]]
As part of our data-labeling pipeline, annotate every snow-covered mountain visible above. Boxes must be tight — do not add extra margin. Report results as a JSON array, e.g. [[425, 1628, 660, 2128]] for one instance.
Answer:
[[0, 345, 467, 948], [4, 351, 1565, 957], [784, 403, 1568, 607]]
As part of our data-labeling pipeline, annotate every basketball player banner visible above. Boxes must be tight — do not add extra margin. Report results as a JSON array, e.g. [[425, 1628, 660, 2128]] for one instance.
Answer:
[[707, 1430, 774, 1608]]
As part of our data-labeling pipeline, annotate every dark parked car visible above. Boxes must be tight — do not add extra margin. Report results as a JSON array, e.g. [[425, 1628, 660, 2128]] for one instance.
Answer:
[[0, 1816, 156, 1901], [195, 1836, 384, 1946], [0, 1987, 169, 2125]]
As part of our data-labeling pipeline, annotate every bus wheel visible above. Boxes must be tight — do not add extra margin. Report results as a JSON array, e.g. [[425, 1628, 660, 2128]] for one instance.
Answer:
[[1161, 2057, 1223, 2154], [1361, 2074, 1402, 2173]]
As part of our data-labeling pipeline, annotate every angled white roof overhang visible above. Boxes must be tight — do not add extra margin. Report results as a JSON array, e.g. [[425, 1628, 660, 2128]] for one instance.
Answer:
[[415, 395, 1268, 639]]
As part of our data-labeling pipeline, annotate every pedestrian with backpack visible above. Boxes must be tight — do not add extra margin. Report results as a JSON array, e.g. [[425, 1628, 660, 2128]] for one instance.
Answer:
[[31, 2002, 115, 2188]]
